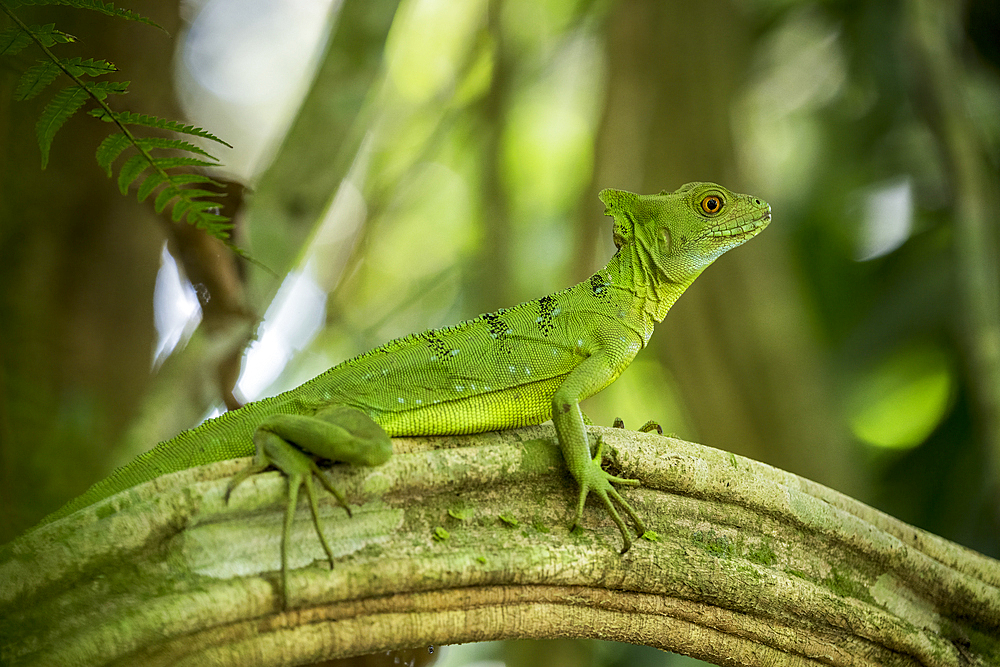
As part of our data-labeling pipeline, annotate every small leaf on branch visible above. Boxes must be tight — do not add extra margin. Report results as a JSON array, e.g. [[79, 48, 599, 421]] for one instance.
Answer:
[[136, 171, 168, 202], [85, 79, 129, 99], [95, 132, 131, 175], [62, 57, 118, 77], [116, 154, 151, 194], [15, 60, 61, 101], [36, 85, 89, 168], [88, 110, 233, 147], [136, 137, 218, 160], [0, 24, 76, 56], [9, 0, 165, 31]]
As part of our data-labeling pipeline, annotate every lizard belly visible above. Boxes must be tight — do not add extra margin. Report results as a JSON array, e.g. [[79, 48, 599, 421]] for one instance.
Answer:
[[373, 375, 564, 436]]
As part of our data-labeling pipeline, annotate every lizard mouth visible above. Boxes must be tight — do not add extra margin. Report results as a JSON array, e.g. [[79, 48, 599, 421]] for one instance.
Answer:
[[705, 208, 772, 240]]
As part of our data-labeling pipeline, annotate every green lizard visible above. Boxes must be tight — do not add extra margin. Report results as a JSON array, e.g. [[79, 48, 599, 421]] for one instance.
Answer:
[[35, 181, 770, 602]]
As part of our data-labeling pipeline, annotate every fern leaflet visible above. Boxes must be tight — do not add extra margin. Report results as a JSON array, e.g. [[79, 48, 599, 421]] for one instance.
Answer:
[[16, 57, 116, 100], [15, 60, 59, 100], [0, 23, 74, 56], [135, 137, 217, 160], [8, 0, 163, 30], [116, 155, 217, 195], [36, 86, 89, 168], [94, 131, 130, 174], [89, 110, 233, 147], [63, 56, 117, 77], [96, 134, 216, 176], [83, 78, 129, 99]]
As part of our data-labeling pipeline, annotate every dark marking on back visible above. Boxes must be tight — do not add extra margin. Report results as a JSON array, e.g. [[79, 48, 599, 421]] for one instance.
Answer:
[[537, 295, 556, 336], [482, 311, 512, 353], [590, 273, 610, 299], [421, 330, 450, 360]]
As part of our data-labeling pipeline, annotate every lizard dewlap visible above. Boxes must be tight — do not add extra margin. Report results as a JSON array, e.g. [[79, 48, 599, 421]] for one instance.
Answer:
[[36, 182, 770, 605]]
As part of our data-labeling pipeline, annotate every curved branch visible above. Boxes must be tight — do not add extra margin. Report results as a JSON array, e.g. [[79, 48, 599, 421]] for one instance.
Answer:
[[2, 426, 998, 666]]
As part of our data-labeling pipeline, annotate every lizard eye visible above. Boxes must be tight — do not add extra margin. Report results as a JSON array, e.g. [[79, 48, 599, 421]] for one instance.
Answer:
[[700, 195, 723, 215]]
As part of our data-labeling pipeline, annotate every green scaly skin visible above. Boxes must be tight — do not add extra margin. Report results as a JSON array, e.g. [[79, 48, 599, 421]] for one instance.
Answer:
[[34, 182, 771, 605]]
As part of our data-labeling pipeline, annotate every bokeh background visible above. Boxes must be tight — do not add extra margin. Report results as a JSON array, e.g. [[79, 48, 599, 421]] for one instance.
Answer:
[[2, 0, 998, 665]]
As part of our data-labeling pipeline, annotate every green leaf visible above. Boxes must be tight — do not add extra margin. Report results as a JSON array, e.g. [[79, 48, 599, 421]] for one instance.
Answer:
[[85, 79, 129, 100], [95, 132, 130, 175], [151, 156, 218, 171], [135, 137, 217, 160], [88, 110, 232, 147], [171, 199, 192, 222], [136, 171, 168, 202], [0, 24, 76, 55], [153, 185, 180, 213], [0, 26, 32, 56], [61, 57, 117, 77], [181, 202, 230, 234], [9, 1, 165, 31], [36, 85, 89, 168], [15, 60, 61, 101], [163, 188, 223, 202], [32, 23, 76, 47], [159, 172, 226, 189], [14, 58, 118, 101], [117, 154, 150, 194]]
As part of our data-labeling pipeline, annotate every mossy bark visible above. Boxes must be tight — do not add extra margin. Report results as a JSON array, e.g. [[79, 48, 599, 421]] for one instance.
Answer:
[[3, 425, 997, 666]]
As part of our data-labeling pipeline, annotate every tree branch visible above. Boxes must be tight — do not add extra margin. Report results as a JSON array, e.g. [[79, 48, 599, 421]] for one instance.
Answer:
[[2, 425, 998, 666]]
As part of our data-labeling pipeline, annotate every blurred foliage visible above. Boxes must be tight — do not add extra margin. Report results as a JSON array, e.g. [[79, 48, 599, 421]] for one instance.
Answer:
[[2, 0, 999, 665]]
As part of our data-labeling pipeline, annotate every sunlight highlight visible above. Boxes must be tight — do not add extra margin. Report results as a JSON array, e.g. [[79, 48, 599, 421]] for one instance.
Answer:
[[152, 242, 202, 370]]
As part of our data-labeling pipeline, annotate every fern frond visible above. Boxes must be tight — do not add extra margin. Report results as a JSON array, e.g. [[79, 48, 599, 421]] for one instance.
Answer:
[[96, 134, 217, 177], [62, 56, 117, 77], [0, 24, 74, 56], [159, 188, 231, 235], [0, 26, 31, 55], [36, 85, 88, 168], [164, 172, 225, 186], [8, 0, 164, 31], [15, 57, 116, 101], [34, 79, 128, 166], [2, 1, 240, 249], [174, 200, 229, 229], [15, 60, 60, 100], [152, 184, 180, 214], [94, 131, 130, 174], [151, 171, 226, 189], [151, 156, 218, 171], [89, 110, 233, 147], [115, 153, 150, 194], [84, 79, 129, 99], [135, 137, 217, 160], [135, 171, 167, 202], [117, 154, 219, 195]]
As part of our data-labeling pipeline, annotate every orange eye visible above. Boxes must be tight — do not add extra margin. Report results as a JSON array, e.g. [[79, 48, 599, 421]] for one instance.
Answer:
[[701, 195, 722, 215]]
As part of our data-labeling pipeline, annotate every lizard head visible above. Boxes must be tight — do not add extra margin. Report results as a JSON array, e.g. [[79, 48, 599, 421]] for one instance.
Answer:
[[599, 181, 770, 283]]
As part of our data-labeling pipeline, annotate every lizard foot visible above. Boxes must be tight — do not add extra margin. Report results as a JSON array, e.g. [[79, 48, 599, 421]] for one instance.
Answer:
[[571, 436, 647, 553], [612, 417, 663, 434]]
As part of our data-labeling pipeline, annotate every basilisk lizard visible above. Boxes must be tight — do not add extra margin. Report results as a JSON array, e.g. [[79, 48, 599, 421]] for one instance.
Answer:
[[34, 182, 770, 602]]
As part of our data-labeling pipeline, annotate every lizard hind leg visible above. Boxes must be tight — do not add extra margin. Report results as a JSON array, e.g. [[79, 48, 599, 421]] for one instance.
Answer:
[[226, 411, 390, 607], [252, 425, 352, 607]]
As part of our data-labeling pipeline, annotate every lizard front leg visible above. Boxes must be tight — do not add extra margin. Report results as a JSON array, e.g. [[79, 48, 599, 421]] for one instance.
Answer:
[[552, 354, 647, 553], [224, 405, 392, 607]]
